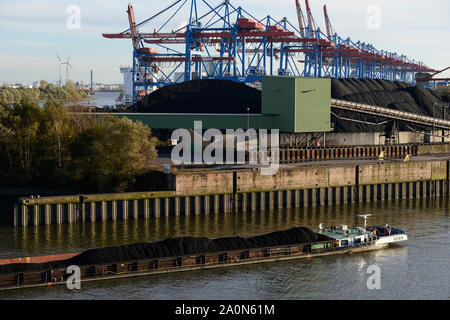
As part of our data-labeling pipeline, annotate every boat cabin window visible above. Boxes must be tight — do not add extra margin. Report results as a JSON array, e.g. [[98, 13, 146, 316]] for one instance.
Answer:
[[196, 255, 205, 265], [240, 251, 250, 260], [150, 260, 158, 269], [341, 240, 349, 246], [219, 253, 228, 263], [174, 257, 182, 267]]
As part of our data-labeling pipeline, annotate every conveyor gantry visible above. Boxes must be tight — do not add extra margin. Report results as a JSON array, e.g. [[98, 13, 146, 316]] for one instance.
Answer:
[[331, 99, 450, 130]]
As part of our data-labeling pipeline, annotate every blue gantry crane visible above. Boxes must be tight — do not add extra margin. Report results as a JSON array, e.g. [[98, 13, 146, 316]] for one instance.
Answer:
[[103, 0, 437, 102]]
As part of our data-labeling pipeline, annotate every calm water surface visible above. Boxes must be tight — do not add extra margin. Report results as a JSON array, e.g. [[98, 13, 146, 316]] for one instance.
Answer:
[[0, 198, 449, 300], [68, 91, 120, 108], [38, 92, 120, 108], [74, 91, 120, 107]]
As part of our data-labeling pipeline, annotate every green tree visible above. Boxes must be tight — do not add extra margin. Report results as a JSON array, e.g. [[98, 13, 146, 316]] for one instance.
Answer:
[[40, 101, 76, 169], [0, 99, 42, 176], [0, 82, 89, 103], [39, 80, 49, 88], [0, 105, 15, 170], [0, 102, 159, 191], [70, 116, 158, 188]]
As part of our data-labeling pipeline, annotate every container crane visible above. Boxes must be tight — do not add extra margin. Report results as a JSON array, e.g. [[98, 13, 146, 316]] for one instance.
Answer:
[[102, 0, 437, 101]]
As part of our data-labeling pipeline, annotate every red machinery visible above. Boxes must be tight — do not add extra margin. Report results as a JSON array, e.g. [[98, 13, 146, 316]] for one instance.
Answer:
[[416, 66, 450, 83]]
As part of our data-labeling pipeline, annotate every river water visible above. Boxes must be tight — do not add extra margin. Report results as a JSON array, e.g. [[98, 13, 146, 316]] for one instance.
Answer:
[[37, 92, 120, 108], [71, 91, 120, 108], [0, 198, 449, 300]]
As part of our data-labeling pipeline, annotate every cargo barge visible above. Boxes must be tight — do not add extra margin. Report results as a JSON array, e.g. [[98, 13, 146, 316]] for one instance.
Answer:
[[0, 218, 407, 291]]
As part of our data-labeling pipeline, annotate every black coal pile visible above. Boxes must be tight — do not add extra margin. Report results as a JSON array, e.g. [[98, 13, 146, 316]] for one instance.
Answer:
[[132, 79, 262, 114], [0, 227, 330, 274], [331, 78, 450, 132]]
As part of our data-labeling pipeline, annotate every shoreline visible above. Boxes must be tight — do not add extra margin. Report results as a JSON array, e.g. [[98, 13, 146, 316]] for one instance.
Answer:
[[2, 91, 123, 105], [2, 97, 95, 105]]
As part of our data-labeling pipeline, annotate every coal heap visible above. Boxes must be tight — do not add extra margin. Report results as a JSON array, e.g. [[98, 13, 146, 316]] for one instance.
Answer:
[[132, 79, 262, 114], [331, 78, 450, 132], [0, 227, 329, 274]]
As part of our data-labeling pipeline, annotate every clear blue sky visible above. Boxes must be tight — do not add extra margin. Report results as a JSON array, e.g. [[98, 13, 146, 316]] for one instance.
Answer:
[[0, 0, 449, 84]]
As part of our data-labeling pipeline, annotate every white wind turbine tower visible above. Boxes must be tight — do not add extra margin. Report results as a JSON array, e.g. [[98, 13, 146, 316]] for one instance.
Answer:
[[62, 56, 73, 85], [55, 53, 73, 86], [55, 52, 63, 86]]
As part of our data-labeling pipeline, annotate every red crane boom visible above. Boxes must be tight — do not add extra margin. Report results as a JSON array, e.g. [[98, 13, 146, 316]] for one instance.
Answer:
[[127, 4, 139, 49], [295, 0, 306, 38], [304, 0, 315, 38], [429, 66, 450, 79], [323, 5, 334, 39], [417, 66, 450, 82]]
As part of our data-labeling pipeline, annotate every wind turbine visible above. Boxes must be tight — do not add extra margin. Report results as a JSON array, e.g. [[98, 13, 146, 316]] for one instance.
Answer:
[[55, 52, 63, 86], [55, 53, 73, 86], [62, 56, 73, 85]]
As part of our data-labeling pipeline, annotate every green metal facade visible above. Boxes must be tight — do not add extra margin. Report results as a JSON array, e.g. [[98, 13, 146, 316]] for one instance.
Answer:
[[261, 76, 295, 131], [262, 76, 331, 132]]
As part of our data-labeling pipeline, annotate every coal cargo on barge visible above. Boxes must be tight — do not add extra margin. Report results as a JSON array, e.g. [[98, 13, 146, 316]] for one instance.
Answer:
[[0, 221, 407, 291]]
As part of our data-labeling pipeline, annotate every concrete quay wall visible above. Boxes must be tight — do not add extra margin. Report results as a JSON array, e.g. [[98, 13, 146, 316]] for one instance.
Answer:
[[176, 161, 447, 195]]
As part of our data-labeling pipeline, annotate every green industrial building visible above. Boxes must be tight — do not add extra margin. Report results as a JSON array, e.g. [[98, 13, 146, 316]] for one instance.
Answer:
[[106, 77, 331, 133], [261, 76, 331, 132]]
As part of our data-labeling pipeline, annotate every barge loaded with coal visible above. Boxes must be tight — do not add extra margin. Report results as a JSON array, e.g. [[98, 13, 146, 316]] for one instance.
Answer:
[[0, 216, 407, 291]]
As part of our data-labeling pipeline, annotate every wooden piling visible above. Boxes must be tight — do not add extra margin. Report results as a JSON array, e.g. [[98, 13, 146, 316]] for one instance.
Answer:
[[45, 204, 51, 225], [56, 204, 62, 224], [154, 198, 161, 218], [14, 204, 19, 227], [33, 205, 39, 226], [90, 202, 96, 222], [101, 201, 107, 221]]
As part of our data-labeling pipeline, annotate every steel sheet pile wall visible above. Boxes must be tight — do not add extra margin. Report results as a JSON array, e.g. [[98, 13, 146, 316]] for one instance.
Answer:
[[14, 160, 449, 227]]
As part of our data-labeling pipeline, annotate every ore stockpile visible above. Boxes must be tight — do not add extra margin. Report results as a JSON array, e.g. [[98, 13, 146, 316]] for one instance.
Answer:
[[331, 78, 450, 132], [131, 79, 450, 133], [132, 79, 262, 114], [0, 227, 330, 274]]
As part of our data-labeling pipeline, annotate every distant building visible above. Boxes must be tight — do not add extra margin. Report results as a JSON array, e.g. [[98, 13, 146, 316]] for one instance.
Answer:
[[3, 83, 31, 89], [120, 66, 134, 103], [93, 83, 124, 91]]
